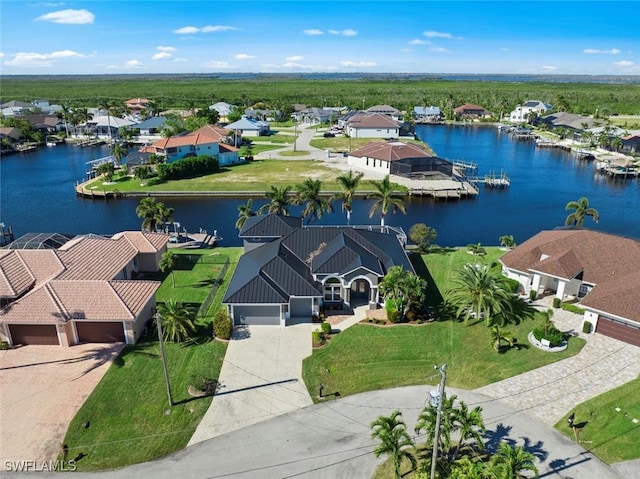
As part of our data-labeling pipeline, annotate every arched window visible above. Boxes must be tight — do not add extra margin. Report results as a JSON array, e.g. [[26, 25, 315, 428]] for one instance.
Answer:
[[324, 277, 341, 302]]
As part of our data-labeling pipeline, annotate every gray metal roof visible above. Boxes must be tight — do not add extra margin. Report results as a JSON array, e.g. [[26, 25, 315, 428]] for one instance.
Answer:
[[240, 214, 302, 238]]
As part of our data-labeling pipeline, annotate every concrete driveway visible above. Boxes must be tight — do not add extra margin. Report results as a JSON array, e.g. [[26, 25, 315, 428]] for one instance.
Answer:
[[0, 344, 123, 464], [188, 321, 313, 445]]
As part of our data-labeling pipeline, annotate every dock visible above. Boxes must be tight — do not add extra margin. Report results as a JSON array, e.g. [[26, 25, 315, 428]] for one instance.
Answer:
[[0, 224, 15, 247], [468, 170, 511, 189]]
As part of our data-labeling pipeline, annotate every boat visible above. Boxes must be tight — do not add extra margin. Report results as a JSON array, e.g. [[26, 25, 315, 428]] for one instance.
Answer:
[[576, 149, 595, 160]]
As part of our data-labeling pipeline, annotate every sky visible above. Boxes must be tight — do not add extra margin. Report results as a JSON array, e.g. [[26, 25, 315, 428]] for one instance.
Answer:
[[0, 0, 638, 76]]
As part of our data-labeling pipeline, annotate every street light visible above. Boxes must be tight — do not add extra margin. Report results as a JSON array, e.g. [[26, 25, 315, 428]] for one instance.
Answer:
[[430, 363, 447, 479], [156, 312, 174, 407]]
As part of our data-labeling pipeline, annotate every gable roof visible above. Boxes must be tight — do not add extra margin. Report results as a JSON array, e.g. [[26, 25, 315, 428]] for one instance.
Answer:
[[239, 214, 302, 238], [111, 231, 168, 253], [366, 105, 400, 114], [347, 113, 401, 129], [350, 141, 433, 162], [56, 236, 138, 281], [134, 116, 167, 130], [226, 116, 269, 130], [454, 103, 489, 113]]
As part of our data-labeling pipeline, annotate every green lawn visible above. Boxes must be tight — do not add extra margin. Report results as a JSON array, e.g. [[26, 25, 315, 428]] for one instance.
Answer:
[[60, 247, 242, 471], [555, 376, 640, 464]]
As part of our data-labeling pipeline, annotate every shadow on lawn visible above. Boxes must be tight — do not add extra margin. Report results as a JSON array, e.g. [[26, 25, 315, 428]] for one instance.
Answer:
[[409, 253, 444, 308]]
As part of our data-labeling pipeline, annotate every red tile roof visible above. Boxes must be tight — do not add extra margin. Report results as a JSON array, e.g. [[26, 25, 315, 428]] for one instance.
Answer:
[[112, 231, 168, 253], [347, 113, 401, 129], [56, 236, 138, 281], [350, 141, 433, 162]]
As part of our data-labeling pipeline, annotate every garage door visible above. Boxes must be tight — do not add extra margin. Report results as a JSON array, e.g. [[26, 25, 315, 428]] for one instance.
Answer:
[[290, 298, 312, 319], [233, 305, 280, 326], [596, 316, 640, 347], [76, 321, 125, 343], [9, 324, 59, 346]]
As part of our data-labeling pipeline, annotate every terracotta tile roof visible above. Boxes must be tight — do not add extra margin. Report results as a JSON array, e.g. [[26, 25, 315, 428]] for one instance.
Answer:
[[0, 286, 66, 324], [56, 236, 138, 281], [193, 124, 230, 141], [347, 113, 401, 129], [350, 141, 433, 162], [150, 124, 230, 151], [15, 250, 65, 284], [453, 103, 489, 113], [0, 250, 64, 299], [112, 231, 168, 253], [219, 143, 239, 153]]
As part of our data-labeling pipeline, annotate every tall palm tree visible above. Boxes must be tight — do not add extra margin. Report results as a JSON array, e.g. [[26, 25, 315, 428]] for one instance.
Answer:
[[447, 263, 513, 326], [370, 410, 416, 479], [160, 250, 179, 288], [136, 197, 164, 232], [111, 142, 128, 167], [258, 185, 293, 216], [499, 235, 516, 250], [333, 170, 363, 225], [236, 199, 257, 230], [157, 298, 196, 343], [564, 197, 599, 227], [158, 203, 175, 231], [489, 442, 539, 479], [98, 98, 118, 140], [367, 175, 406, 227], [453, 402, 486, 459], [295, 178, 333, 224]]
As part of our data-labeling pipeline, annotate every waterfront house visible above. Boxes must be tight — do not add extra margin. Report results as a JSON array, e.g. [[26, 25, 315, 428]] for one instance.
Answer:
[[500, 229, 640, 347], [453, 103, 492, 120], [0, 127, 23, 143], [508, 100, 553, 123], [413, 106, 443, 123], [622, 133, 640, 154], [133, 116, 168, 136], [346, 113, 401, 139], [366, 105, 404, 122], [348, 141, 453, 179], [125, 98, 152, 114], [0, 231, 167, 347], [0, 100, 33, 117], [538, 112, 598, 133], [83, 115, 137, 139], [225, 116, 271, 136], [20, 114, 64, 134], [223, 215, 412, 326]]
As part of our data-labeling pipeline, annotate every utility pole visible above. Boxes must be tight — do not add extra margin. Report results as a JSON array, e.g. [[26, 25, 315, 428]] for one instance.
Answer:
[[156, 313, 174, 407], [430, 363, 447, 479]]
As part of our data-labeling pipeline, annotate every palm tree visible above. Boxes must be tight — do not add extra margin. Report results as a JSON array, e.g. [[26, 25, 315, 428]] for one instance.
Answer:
[[447, 263, 513, 326], [499, 235, 516, 250], [236, 199, 257, 230], [415, 393, 457, 456], [452, 401, 486, 459], [98, 98, 118, 140], [370, 411, 416, 479], [96, 162, 115, 182], [367, 175, 406, 227], [160, 250, 179, 288], [295, 178, 333, 224], [489, 442, 539, 479], [134, 165, 151, 181], [564, 197, 599, 227], [157, 298, 196, 342], [158, 203, 175, 230], [111, 142, 128, 167], [333, 170, 363, 225], [490, 324, 516, 352], [136, 197, 164, 232], [258, 185, 293, 215], [467, 242, 487, 258]]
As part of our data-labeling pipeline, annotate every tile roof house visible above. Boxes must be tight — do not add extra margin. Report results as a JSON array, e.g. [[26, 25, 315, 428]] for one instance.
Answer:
[[0, 231, 166, 347], [500, 229, 640, 347], [142, 124, 240, 165], [346, 113, 402, 139], [223, 215, 412, 326], [453, 103, 492, 120]]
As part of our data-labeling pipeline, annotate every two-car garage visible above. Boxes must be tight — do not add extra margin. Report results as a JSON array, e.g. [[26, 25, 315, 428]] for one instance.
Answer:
[[232, 305, 281, 326], [596, 316, 640, 347], [8, 324, 59, 346]]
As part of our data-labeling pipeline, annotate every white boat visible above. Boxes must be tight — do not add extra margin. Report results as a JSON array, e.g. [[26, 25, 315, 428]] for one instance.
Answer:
[[46, 141, 56, 147]]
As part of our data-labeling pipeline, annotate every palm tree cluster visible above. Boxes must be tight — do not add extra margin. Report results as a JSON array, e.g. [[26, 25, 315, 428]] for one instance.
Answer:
[[371, 394, 539, 479], [378, 265, 428, 322], [135, 197, 174, 232], [564, 197, 599, 227]]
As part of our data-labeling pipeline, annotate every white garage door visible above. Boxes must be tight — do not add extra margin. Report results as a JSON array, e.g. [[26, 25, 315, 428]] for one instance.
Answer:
[[233, 305, 281, 326]]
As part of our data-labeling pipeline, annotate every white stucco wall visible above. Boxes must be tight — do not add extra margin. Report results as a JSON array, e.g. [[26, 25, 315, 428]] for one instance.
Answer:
[[347, 155, 391, 174]]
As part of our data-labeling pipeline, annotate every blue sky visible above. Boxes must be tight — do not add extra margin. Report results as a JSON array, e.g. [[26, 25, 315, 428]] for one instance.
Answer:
[[0, 1, 638, 75]]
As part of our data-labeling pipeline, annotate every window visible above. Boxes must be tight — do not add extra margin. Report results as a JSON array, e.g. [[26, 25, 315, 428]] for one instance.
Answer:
[[578, 284, 592, 298], [324, 278, 341, 302]]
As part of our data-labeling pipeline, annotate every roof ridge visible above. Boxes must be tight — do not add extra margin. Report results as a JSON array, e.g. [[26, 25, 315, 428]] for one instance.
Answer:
[[44, 283, 70, 322], [107, 281, 136, 320], [0, 252, 21, 296]]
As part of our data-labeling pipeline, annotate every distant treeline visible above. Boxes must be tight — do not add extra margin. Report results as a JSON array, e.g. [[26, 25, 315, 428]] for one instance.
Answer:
[[1, 75, 639, 116]]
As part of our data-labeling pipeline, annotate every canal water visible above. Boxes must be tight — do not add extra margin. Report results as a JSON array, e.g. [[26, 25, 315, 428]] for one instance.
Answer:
[[1, 125, 639, 247]]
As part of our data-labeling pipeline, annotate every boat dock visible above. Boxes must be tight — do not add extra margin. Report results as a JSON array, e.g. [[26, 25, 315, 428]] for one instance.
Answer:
[[0, 223, 15, 247], [468, 170, 511, 189]]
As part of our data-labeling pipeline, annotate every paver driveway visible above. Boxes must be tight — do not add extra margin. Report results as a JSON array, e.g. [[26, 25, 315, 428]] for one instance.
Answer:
[[0, 344, 123, 464], [188, 320, 313, 445]]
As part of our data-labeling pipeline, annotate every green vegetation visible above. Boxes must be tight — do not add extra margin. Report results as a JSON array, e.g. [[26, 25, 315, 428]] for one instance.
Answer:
[[555, 377, 640, 464]]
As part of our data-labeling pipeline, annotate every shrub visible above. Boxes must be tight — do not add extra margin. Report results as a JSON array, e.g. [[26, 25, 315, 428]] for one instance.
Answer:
[[312, 330, 323, 344], [213, 309, 233, 340], [552, 297, 562, 308], [320, 322, 332, 335], [562, 303, 586, 315], [529, 289, 537, 301], [0, 341, 9, 350], [582, 321, 593, 334], [387, 309, 402, 323], [156, 155, 219, 181], [532, 326, 564, 347], [504, 277, 520, 294]]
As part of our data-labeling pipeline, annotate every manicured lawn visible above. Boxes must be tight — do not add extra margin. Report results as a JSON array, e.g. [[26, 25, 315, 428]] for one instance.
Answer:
[[60, 247, 242, 471], [555, 376, 640, 464], [302, 315, 585, 402]]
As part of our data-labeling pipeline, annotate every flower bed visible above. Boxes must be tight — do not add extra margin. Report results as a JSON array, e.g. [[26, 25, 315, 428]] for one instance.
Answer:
[[527, 331, 567, 352]]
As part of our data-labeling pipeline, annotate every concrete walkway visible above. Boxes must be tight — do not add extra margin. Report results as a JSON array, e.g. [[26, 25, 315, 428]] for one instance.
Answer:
[[188, 321, 313, 445]]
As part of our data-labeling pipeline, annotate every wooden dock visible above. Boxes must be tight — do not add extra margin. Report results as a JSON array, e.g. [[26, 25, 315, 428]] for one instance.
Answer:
[[468, 170, 511, 189]]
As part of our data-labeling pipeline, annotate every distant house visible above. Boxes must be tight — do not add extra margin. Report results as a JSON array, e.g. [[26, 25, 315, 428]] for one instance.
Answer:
[[453, 103, 492, 120], [346, 113, 401, 139], [143, 124, 239, 165], [1, 100, 34, 117], [125, 98, 152, 113], [223, 215, 412, 326], [0, 127, 23, 142], [538, 112, 599, 137], [0, 231, 167, 347], [291, 107, 332, 125], [133, 116, 168, 136], [209, 102, 236, 122], [225, 116, 271, 137], [622, 133, 640, 154], [509, 100, 553, 123], [83, 115, 137, 139], [19, 114, 64, 134], [413, 106, 443, 123], [366, 105, 404, 122], [348, 141, 453, 179], [500, 229, 640, 347]]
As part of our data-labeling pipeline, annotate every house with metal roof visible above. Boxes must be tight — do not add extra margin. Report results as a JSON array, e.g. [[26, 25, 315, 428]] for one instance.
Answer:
[[225, 116, 271, 136], [0, 231, 166, 347], [223, 215, 412, 326], [500, 229, 640, 347]]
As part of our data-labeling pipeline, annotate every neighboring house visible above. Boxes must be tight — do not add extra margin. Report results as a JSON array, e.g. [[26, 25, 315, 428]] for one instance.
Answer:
[[19, 114, 64, 133], [125, 98, 152, 113], [537, 112, 597, 132], [0, 127, 23, 142], [225, 116, 271, 137], [143, 125, 239, 165], [348, 141, 453, 179], [0, 231, 167, 347], [0, 100, 33, 117], [83, 115, 137, 138], [243, 108, 274, 121], [622, 133, 640, 153], [209, 102, 236, 122], [346, 113, 401, 139], [291, 107, 332, 125], [223, 215, 412, 326], [453, 103, 492, 119], [133, 116, 168, 136], [500, 229, 640, 347], [366, 105, 404, 122], [509, 100, 553, 123], [413, 106, 443, 123]]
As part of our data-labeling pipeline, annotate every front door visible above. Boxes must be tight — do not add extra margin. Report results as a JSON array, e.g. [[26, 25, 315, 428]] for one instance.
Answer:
[[350, 279, 370, 306]]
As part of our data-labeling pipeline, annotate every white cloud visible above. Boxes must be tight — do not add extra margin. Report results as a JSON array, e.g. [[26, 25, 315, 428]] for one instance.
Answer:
[[235, 53, 256, 60], [0, 53, 4, 58], [157, 46, 176, 53], [614, 60, 635, 67], [500, 48, 511, 52], [35, 8, 94, 24], [429, 47, 449, 53], [409, 39, 427, 45], [106, 60, 145, 70], [201, 25, 238, 33], [423, 31, 463, 40], [328, 29, 339, 35], [400, 48, 412, 52], [540, 65, 557, 71], [201, 61, 233, 69], [173, 26, 199, 34], [303, 29, 323, 35], [286, 55, 303, 62], [152, 52, 172, 60], [328, 29, 357, 36], [583, 48, 621, 55], [340, 61, 377, 67], [4, 49, 86, 67]]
